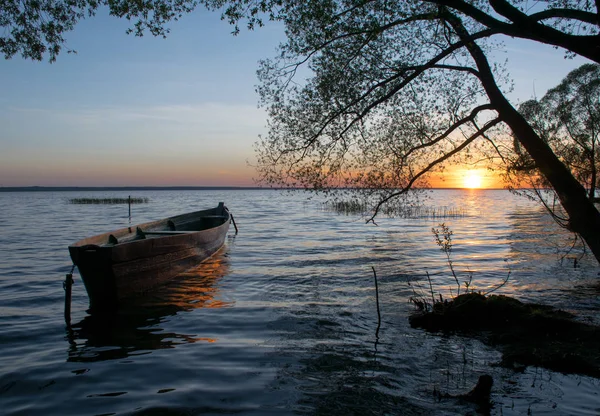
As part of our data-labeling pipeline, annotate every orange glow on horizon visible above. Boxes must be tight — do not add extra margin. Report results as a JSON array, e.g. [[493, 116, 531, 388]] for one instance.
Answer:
[[3, 152, 508, 189], [0, 154, 257, 187], [429, 167, 503, 189]]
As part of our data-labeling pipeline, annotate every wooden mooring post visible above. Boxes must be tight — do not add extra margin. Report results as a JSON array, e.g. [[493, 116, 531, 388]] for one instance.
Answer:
[[372, 266, 381, 338], [63, 272, 74, 327]]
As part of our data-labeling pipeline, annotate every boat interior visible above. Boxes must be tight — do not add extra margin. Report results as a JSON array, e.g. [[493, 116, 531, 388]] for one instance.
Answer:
[[68, 204, 229, 249], [104, 214, 228, 246]]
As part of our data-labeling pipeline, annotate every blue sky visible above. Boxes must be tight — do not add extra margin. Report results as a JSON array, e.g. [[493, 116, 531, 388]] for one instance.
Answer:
[[0, 9, 283, 187], [0, 9, 591, 187]]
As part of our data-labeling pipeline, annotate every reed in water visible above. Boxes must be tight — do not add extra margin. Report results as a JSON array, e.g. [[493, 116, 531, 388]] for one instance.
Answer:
[[69, 197, 149, 204], [324, 200, 467, 219]]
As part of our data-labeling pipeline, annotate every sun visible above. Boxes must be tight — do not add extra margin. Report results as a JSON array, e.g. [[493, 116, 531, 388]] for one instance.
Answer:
[[464, 172, 483, 189]]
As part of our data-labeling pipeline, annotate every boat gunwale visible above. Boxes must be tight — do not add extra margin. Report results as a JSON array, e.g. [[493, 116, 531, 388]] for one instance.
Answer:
[[68, 204, 230, 249]]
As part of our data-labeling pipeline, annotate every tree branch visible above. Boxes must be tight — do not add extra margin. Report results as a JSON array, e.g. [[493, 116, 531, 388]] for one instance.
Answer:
[[307, 29, 494, 150], [402, 103, 495, 160], [488, 0, 600, 63], [529, 8, 599, 26], [367, 117, 502, 222], [427, 0, 600, 63]]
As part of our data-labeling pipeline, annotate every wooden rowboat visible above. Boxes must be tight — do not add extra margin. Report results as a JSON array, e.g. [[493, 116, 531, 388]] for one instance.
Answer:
[[69, 202, 232, 312]]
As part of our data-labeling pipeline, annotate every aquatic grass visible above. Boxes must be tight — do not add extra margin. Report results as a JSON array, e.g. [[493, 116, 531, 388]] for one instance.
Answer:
[[68, 197, 149, 204], [324, 200, 467, 219], [390, 205, 467, 219], [408, 224, 510, 313], [324, 200, 370, 215], [402, 226, 600, 383], [409, 291, 600, 378]]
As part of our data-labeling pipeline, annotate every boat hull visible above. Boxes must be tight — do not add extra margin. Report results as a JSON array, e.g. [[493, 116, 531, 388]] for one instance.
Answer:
[[69, 203, 231, 312]]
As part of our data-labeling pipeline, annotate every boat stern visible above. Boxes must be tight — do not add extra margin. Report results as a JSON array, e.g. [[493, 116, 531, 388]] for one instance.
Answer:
[[69, 245, 119, 312]]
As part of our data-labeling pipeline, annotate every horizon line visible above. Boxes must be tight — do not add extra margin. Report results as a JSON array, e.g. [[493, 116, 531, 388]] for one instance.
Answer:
[[0, 186, 265, 192], [0, 185, 510, 192]]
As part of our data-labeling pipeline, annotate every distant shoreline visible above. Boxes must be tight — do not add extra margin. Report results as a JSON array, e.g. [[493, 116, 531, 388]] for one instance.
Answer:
[[0, 186, 507, 192], [0, 186, 266, 192]]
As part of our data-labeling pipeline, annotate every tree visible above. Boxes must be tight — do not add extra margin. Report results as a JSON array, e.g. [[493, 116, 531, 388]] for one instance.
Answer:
[[0, 0, 197, 62], [3, 0, 600, 263], [508, 63, 600, 229], [224, 0, 600, 263]]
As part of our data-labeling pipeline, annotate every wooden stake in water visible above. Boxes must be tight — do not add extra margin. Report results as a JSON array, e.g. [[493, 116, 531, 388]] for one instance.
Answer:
[[63, 272, 74, 327], [372, 266, 381, 338], [230, 213, 239, 234], [128, 195, 131, 224]]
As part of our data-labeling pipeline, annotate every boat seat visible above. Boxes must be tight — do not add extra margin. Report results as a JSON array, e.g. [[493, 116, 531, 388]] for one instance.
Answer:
[[135, 227, 147, 240], [202, 215, 227, 219], [140, 230, 195, 235]]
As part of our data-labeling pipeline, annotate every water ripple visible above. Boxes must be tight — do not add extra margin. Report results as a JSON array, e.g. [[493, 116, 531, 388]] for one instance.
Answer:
[[1, 190, 599, 415]]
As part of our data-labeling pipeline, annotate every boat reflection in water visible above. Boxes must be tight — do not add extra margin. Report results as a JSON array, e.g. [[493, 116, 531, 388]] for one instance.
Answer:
[[66, 249, 232, 363]]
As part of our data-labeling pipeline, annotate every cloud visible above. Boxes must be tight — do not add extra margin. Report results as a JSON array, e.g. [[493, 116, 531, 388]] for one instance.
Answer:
[[7, 101, 266, 131]]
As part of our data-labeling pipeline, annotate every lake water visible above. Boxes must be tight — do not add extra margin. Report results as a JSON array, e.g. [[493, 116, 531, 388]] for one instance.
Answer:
[[0, 189, 599, 415]]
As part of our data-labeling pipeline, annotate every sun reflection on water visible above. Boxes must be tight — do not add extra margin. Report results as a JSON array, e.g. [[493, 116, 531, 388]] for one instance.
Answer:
[[66, 250, 232, 362]]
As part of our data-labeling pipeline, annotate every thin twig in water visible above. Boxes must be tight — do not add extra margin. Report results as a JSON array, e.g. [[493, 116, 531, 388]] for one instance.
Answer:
[[409, 225, 512, 312], [372, 266, 381, 337], [433, 223, 461, 295], [482, 263, 512, 296]]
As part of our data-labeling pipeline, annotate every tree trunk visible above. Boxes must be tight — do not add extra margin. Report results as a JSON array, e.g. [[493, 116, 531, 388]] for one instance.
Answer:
[[483, 68, 600, 265], [589, 153, 596, 202], [449, 14, 600, 264], [498, 99, 600, 264]]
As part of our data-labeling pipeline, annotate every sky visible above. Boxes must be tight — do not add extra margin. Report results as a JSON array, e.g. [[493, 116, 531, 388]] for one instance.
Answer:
[[0, 8, 592, 188]]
